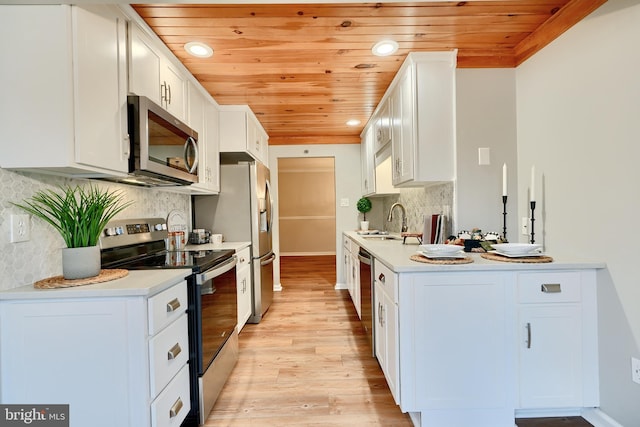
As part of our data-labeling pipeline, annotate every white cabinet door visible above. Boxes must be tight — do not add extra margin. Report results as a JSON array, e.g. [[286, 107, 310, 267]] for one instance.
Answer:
[[236, 247, 252, 331], [351, 250, 361, 319], [129, 23, 162, 105], [397, 272, 512, 426], [374, 97, 391, 153], [129, 23, 186, 121], [518, 305, 583, 408], [361, 126, 375, 196], [373, 261, 399, 403], [73, 5, 129, 173], [396, 65, 415, 185], [203, 102, 221, 193]]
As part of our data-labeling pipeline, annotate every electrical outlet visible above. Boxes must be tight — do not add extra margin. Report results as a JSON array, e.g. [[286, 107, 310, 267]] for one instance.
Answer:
[[340, 198, 350, 207], [10, 214, 30, 243], [521, 217, 529, 235], [632, 357, 640, 385]]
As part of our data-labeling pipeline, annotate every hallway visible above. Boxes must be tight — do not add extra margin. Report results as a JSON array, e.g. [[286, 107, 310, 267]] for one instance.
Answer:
[[205, 256, 593, 427]]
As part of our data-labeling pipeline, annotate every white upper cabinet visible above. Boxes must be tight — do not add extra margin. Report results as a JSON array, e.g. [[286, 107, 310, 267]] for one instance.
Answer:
[[361, 126, 376, 196], [0, 5, 130, 177], [219, 106, 269, 166], [129, 23, 187, 121], [187, 83, 220, 194], [391, 51, 456, 186]]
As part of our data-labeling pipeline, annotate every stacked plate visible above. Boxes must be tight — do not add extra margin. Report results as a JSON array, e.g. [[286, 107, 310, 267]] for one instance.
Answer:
[[491, 243, 543, 258], [418, 244, 465, 259]]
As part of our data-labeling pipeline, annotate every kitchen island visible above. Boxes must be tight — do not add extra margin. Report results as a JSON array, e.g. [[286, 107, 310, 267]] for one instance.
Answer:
[[344, 231, 604, 427]]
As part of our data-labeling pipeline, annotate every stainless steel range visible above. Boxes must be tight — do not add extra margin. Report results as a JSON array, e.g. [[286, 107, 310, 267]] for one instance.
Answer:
[[100, 218, 238, 426]]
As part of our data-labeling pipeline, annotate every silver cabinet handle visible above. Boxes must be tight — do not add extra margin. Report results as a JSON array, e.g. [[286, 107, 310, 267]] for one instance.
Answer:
[[169, 397, 183, 418], [378, 273, 385, 284], [541, 283, 561, 293], [166, 298, 181, 313], [167, 84, 172, 105], [167, 343, 182, 360], [380, 304, 385, 327], [526, 322, 532, 349]]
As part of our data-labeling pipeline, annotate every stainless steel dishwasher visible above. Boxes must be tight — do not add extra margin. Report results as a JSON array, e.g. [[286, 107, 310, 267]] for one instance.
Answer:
[[358, 247, 375, 356]]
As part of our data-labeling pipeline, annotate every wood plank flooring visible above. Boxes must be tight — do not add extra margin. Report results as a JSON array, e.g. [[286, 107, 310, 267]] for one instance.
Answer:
[[205, 255, 592, 427]]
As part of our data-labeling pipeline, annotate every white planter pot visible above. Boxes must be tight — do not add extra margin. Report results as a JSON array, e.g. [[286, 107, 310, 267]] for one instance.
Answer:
[[62, 245, 101, 280], [360, 221, 370, 231]]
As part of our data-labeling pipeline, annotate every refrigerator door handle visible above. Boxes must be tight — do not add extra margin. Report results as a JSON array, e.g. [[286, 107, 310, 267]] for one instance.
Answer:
[[260, 253, 276, 266], [265, 178, 274, 232]]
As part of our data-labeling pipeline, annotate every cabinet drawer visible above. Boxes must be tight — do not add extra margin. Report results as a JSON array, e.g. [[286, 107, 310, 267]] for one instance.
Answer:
[[151, 363, 191, 427], [236, 246, 251, 269], [148, 281, 188, 335], [374, 261, 397, 303], [517, 272, 581, 303], [149, 313, 189, 397]]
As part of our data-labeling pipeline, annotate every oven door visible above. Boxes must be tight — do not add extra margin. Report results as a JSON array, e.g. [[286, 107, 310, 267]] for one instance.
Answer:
[[195, 255, 238, 375]]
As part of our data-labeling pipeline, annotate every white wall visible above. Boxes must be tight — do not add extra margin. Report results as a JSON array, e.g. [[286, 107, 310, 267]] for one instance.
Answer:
[[516, 1, 640, 425], [269, 144, 362, 289], [455, 68, 518, 237]]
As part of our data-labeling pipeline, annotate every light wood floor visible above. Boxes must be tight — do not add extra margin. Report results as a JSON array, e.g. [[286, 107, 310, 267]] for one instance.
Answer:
[[205, 255, 593, 427]]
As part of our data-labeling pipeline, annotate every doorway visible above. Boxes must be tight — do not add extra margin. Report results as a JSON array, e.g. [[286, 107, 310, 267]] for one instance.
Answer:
[[277, 157, 336, 256]]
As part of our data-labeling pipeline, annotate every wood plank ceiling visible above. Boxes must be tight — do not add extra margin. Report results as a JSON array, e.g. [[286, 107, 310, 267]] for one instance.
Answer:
[[132, 1, 606, 145]]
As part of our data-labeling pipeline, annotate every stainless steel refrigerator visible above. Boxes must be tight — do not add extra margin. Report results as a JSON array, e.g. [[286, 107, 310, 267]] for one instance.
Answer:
[[193, 161, 275, 323]]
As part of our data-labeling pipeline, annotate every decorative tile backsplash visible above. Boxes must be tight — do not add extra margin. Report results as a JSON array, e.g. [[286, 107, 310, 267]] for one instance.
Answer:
[[364, 182, 454, 238], [0, 169, 190, 290]]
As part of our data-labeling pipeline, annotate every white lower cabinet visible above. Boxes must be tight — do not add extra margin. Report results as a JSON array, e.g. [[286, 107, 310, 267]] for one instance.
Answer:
[[367, 258, 599, 427], [0, 280, 190, 427], [236, 246, 252, 332], [374, 261, 399, 403], [343, 235, 360, 317], [516, 271, 598, 411]]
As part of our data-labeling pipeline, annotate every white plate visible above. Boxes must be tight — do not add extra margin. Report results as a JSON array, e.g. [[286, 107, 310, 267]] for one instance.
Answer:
[[491, 243, 542, 255], [492, 250, 545, 258], [418, 244, 463, 255], [418, 250, 465, 259]]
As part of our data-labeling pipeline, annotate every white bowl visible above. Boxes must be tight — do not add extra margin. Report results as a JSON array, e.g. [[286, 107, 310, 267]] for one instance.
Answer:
[[491, 243, 542, 255], [418, 244, 463, 255]]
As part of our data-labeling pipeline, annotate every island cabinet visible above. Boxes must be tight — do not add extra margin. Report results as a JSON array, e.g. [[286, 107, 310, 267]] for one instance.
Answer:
[[515, 271, 599, 412], [384, 267, 598, 427], [0, 5, 130, 177], [129, 22, 187, 121], [219, 106, 269, 166], [0, 278, 191, 427]]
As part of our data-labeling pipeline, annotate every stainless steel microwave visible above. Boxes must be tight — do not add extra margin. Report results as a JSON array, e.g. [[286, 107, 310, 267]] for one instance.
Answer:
[[126, 95, 199, 186]]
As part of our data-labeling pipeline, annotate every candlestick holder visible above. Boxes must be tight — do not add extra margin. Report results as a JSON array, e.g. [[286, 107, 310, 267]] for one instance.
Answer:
[[502, 195, 508, 241], [530, 201, 536, 244]]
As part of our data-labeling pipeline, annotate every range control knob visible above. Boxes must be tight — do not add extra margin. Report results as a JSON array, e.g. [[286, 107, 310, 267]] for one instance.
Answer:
[[104, 227, 117, 237], [115, 226, 124, 235], [154, 223, 165, 231]]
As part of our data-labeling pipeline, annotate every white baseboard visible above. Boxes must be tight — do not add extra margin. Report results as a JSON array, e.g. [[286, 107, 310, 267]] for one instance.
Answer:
[[515, 408, 582, 418], [582, 408, 625, 427], [273, 282, 282, 292], [334, 282, 348, 290]]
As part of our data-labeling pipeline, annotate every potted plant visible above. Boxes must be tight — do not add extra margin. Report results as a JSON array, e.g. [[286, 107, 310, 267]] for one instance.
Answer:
[[13, 184, 132, 280], [356, 197, 372, 231]]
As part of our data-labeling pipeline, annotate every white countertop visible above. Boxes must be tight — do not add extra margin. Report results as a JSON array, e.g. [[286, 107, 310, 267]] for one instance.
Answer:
[[0, 269, 192, 301], [345, 231, 605, 273]]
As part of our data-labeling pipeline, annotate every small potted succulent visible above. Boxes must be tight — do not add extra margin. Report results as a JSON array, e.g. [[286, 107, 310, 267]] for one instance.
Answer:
[[356, 197, 372, 231], [13, 184, 132, 280]]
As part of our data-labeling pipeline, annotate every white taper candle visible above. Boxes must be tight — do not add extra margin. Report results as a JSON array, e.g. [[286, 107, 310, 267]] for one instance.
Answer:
[[502, 163, 507, 196]]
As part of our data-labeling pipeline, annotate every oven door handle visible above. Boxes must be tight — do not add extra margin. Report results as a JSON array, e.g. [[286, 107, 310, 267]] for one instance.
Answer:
[[196, 255, 237, 285]]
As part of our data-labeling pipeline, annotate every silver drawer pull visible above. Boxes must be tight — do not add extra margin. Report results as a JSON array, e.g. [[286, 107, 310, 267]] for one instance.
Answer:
[[541, 283, 561, 293], [169, 397, 183, 418], [378, 273, 386, 283], [526, 322, 532, 349], [167, 343, 182, 360], [166, 298, 181, 312]]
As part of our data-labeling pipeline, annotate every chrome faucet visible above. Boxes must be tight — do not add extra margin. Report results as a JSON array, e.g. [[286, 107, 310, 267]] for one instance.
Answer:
[[387, 203, 408, 233]]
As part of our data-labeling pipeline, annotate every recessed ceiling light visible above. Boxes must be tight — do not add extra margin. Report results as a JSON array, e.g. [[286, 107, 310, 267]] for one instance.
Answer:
[[184, 42, 213, 58], [372, 40, 399, 57], [346, 119, 361, 127]]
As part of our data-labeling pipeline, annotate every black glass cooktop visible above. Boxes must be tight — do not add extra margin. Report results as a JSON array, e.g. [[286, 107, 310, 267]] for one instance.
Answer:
[[102, 247, 234, 273]]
